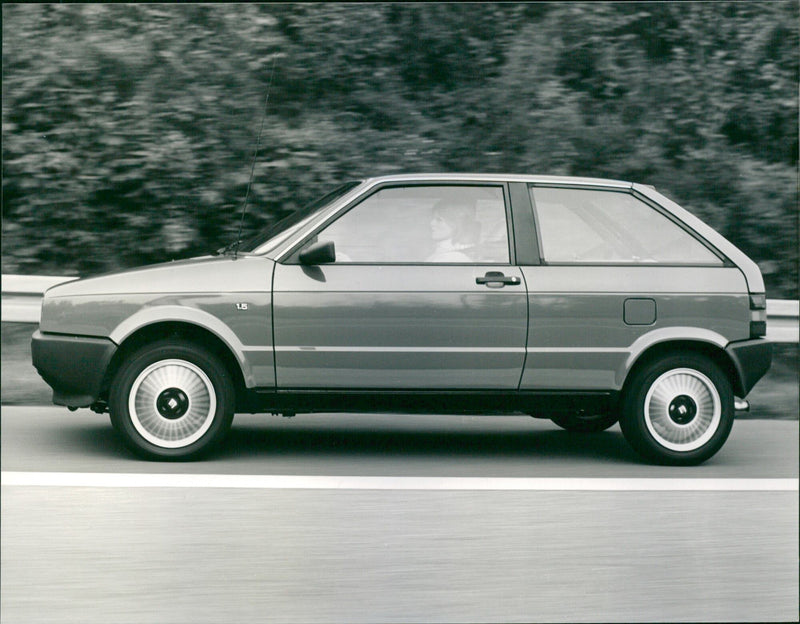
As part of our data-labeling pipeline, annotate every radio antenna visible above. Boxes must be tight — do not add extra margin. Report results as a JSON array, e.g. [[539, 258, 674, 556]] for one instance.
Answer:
[[234, 56, 276, 259]]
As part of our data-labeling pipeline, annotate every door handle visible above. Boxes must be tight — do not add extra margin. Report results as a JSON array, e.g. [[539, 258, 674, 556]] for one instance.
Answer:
[[476, 271, 521, 287]]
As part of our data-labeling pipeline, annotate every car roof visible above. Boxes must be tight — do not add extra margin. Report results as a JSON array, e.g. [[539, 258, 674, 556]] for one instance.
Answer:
[[361, 172, 633, 189]]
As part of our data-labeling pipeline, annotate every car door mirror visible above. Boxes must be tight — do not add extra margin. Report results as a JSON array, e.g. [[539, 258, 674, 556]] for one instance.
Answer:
[[299, 240, 336, 265]]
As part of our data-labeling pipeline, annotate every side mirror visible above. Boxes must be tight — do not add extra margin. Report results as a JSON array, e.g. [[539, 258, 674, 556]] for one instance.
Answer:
[[299, 240, 336, 265]]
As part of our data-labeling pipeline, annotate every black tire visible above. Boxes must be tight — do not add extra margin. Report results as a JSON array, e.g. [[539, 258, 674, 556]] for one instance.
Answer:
[[109, 340, 235, 460], [550, 412, 619, 433], [619, 354, 734, 466]]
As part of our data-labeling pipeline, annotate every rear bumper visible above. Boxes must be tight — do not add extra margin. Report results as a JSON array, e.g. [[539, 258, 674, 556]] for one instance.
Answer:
[[725, 338, 773, 397], [31, 330, 117, 408]]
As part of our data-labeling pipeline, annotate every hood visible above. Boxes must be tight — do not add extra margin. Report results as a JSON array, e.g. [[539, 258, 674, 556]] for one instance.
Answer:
[[45, 254, 273, 298]]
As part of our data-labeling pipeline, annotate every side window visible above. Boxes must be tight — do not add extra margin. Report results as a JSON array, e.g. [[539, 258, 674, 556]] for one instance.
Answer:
[[530, 187, 723, 265], [319, 185, 510, 263]]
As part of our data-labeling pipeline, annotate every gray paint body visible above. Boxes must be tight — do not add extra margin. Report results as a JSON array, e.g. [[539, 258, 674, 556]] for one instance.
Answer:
[[520, 265, 749, 391], [34, 173, 766, 406]]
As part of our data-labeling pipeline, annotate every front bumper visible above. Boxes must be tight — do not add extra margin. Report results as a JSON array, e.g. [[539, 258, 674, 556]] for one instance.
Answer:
[[31, 331, 118, 408], [725, 338, 773, 397]]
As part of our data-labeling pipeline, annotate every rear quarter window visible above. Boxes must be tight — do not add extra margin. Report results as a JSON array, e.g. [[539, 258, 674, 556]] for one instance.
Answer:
[[529, 186, 723, 265]]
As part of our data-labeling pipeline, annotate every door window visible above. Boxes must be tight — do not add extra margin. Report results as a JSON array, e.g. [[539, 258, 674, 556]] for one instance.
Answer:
[[319, 185, 510, 263], [530, 187, 723, 265]]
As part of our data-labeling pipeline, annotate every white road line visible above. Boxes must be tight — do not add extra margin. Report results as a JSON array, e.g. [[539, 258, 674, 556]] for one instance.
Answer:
[[2, 472, 797, 491]]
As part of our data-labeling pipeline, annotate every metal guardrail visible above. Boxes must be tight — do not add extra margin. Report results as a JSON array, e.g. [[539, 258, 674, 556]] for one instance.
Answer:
[[1, 273, 798, 343], [2, 275, 78, 324], [765, 298, 800, 343]]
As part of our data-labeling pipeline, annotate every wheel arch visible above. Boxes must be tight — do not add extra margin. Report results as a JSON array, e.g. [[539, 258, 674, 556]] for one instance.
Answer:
[[621, 339, 742, 401], [100, 321, 249, 411]]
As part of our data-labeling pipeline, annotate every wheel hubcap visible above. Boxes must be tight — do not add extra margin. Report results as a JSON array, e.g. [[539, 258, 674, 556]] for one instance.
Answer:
[[156, 388, 190, 420], [668, 394, 697, 425], [128, 359, 216, 449], [644, 368, 721, 452]]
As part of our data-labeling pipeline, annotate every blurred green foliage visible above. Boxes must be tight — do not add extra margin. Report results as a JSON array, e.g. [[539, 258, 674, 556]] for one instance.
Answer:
[[2, 3, 797, 297]]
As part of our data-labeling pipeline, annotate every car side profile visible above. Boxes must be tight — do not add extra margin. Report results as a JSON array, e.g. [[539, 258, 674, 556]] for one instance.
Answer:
[[31, 174, 772, 464]]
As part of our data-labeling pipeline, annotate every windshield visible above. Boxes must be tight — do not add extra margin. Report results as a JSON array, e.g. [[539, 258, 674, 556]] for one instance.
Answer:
[[238, 181, 362, 254]]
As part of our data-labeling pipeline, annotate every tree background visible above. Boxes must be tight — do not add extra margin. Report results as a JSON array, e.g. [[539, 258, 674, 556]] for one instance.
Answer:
[[2, 2, 797, 298]]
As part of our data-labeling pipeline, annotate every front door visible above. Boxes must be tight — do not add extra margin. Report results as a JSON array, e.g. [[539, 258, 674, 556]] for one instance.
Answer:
[[272, 183, 528, 390]]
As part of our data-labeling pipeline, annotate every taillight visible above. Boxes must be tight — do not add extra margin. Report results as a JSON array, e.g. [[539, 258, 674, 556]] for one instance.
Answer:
[[749, 294, 767, 338]]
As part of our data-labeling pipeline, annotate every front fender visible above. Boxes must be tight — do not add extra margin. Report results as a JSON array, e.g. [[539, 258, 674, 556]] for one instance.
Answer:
[[109, 304, 272, 388]]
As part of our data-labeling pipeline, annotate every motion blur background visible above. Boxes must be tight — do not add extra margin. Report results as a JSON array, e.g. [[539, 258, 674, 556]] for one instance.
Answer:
[[1, 9, 798, 623], [2, 2, 797, 299]]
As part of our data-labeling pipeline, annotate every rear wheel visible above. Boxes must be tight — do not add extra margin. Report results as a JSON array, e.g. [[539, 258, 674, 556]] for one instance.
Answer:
[[109, 340, 235, 460], [620, 354, 733, 465]]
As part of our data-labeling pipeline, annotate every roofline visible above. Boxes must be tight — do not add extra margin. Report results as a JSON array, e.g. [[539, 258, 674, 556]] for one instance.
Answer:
[[361, 172, 633, 189]]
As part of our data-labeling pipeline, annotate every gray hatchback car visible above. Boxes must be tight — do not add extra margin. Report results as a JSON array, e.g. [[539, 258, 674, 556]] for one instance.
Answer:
[[32, 174, 772, 464]]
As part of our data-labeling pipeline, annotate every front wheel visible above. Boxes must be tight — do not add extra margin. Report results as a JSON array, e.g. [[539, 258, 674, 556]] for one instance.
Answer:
[[109, 340, 235, 460], [619, 354, 734, 465]]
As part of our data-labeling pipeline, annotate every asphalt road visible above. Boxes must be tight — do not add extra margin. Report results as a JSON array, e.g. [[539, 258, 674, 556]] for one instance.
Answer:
[[2, 407, 798, 623]]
